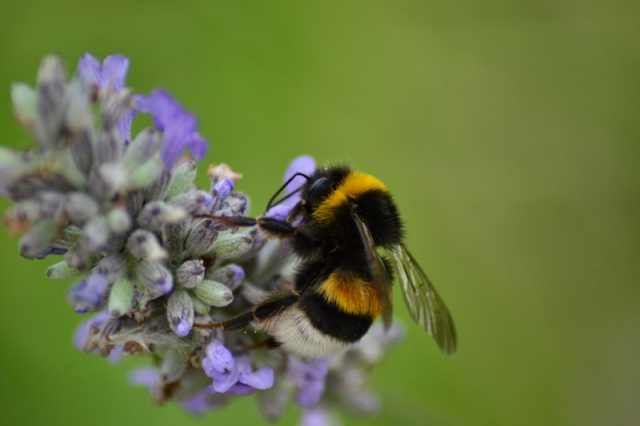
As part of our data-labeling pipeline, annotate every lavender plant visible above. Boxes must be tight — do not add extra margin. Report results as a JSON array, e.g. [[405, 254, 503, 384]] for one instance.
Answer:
[[0, 54, 405, 425]]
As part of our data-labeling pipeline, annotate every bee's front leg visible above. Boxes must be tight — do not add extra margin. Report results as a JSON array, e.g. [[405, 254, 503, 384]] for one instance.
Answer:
[[256, 217, 297, 237]]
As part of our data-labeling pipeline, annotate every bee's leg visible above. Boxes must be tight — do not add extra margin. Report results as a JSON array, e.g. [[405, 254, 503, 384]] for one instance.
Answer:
[[256, 217, 297, 237], [219, 311, 256, 331], [238, 337, 281, 350], [194, 214, 257, 232], [193, 311, 255, 331], [252, 290, 299, 321], [194, 291, 299, 331]]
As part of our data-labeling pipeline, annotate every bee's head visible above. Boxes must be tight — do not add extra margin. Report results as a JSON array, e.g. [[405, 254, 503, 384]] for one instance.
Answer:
[[301, 165, 352, 212]]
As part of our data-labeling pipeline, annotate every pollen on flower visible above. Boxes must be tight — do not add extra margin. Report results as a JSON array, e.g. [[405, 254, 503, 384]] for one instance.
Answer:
[[0, 53, 405, 426]]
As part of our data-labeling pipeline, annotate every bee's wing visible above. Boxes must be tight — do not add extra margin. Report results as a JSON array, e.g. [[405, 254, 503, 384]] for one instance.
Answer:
[[389, 244, 457, 355], [350, 207, 394, 331]]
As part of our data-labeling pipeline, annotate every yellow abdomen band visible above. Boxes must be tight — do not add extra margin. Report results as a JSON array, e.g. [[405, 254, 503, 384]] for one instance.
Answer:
[[318, 271, 381, 318]]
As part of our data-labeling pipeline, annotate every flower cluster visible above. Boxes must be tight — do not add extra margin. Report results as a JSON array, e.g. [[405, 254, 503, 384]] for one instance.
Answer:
[[0, 54, 404, 425]]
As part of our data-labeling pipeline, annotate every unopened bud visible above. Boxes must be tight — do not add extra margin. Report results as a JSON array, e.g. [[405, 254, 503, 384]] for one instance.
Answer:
[[107, 207, 132, 233], [207, 264, 245, 291], [167, 289, 194, 337], [165, 160, 197, 200], [193, 280, 233, 307], [213, 233, 252, 259], [135, 261, 173, 296], [126, 230, 167, 262], [108, 277, 134, 317], [46, 260, 83, 279], [137, 201, 188, 231], [176, 260, 205, 289], [130, 157, 164, 190]]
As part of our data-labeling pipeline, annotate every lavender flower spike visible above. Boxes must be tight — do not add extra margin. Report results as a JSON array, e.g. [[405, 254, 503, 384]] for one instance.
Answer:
[[0, 54, 407, 426]]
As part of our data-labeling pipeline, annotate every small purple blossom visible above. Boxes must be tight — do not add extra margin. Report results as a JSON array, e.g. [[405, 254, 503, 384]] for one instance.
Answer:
[[203, 339, 274, 394], [73, 311, 110, 351], [290, 358, 329, 407], [73, 311, 123, 363], [129, 367, 162, 389], [137, 89, 208, 167], [299, 406, 336, 426], [66, 272, 111, 313], [77, 54, 134, 141], [78, 54, 129, 92], [213, 178, 234, 198], [180, 391, 228, 415]]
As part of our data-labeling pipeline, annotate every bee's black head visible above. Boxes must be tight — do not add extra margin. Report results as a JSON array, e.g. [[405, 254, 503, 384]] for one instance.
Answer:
[[301, 165, 352, 212]]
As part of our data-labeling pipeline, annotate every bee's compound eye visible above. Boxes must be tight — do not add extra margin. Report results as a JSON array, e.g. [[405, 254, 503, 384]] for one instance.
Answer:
[[309, 177, 329, 196]]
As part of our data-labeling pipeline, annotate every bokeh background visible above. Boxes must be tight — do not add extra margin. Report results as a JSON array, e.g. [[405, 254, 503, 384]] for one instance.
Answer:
[[0, 1, 638, 425]]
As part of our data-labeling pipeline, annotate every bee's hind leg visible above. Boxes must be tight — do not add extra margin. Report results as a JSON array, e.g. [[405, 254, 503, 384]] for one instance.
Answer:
[[193, 311, 256, 331], [238, 337, 281, 351], [194, 291, 299, 332]]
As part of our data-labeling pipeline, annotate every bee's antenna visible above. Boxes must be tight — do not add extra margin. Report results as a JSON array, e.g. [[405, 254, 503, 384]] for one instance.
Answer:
[[267, 186, 303, 211], [265, 172, 310, 213]]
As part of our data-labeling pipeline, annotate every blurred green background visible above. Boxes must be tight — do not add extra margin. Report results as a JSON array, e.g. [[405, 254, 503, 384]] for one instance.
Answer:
[[1, 1, 638, 425]]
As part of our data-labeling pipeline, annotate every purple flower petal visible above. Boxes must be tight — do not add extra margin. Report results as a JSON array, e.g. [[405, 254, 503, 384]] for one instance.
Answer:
[[203, 339, 239, 392], [77, 53, 133, 142], [107, 345, 124, 364], [139, 89, 209, 167], [101, 54, 129, 92], [73, 311, 111, 351], [211, 369, 240, 393], [77, 54, 100, 85], [226, 383, 255, 396], [146, 89, 181, 131], [188, 132, 208, 160], [235, 356, 274, 390], [118, 109, 136, 143], [299, 407, 333, 426], [129, 367, 161, 388], [213, 178, 234, 198], [290, 358, 328, 407], [203, 339, 235, 376], [203, 344, 274, 394], [133, 94, 148, 112], [266, 155, 316, 219], [181, 392, 211, 414], [284, 155, 315, 197], [180, 391, 228, 415], [67, 273, 111, 313], [264, 204, 290, 222], [173, 319, 191, 337], [297, 380, 325, 406]]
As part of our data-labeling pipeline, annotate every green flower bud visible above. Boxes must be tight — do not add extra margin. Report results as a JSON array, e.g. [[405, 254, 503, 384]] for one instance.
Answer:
[[190, 295, 211, 315], [193, 280, 233, 307], [10, 83, 37, 133], [213, 233, 252, 259], [46, 261, 83, 279], [161, 348, 188, 383], [167, 289, 194, 336], [130, 157, 164, 190], [165, 160, 197, 200], [108, 277, 134, 317]]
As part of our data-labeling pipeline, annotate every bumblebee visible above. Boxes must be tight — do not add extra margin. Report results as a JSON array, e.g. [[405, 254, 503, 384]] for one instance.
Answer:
[[202, 164, 457, 358]]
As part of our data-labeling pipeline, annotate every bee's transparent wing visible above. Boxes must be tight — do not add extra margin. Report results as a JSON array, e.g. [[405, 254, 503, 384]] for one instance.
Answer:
[[351, 207, 394, 331], [389, 244, 457, 355]]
